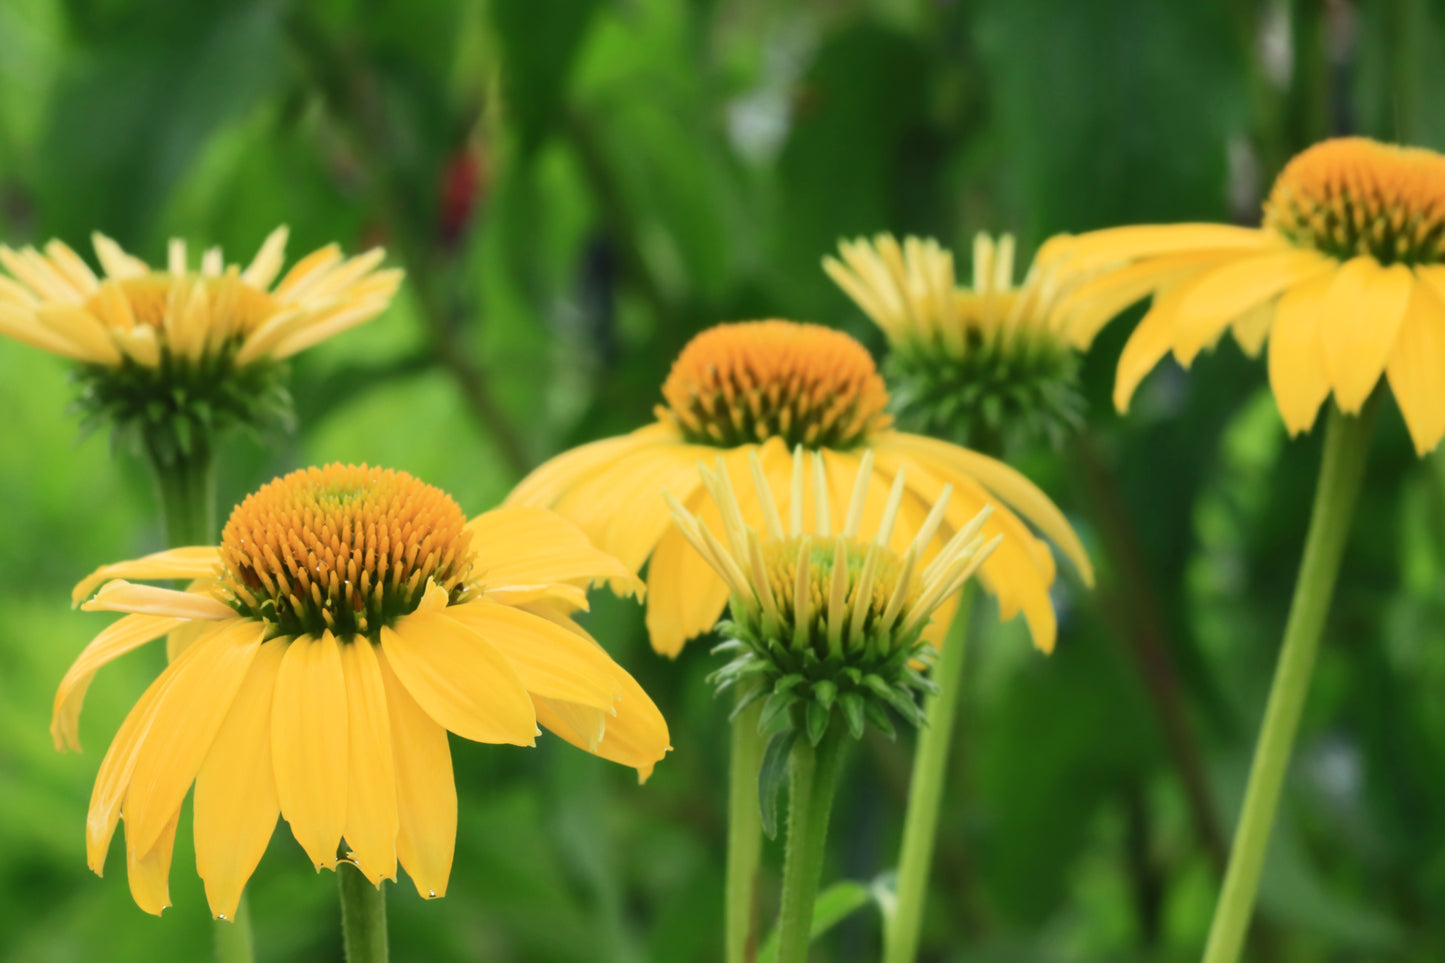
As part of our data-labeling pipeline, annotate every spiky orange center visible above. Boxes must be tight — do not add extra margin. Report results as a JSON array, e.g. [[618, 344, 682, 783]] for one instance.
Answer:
[[659, 320, 891, 449], [218, 464, 471, 640], [761, 537, 915, 654], [1264, 137, 1445, 265], [82, 273, 277, 334]]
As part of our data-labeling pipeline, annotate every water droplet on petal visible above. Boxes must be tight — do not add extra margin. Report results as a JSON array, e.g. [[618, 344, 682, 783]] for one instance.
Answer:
[[217, 914, 227, 921], [427, 889, 437, 898]]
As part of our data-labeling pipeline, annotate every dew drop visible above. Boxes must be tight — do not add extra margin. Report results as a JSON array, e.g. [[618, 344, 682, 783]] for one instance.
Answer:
[[427, 889, 437, 898], [217, 914, 227, 921]]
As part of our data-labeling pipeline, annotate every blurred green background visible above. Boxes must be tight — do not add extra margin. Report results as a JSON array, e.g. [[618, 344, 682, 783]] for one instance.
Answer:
[[2, 0, 1444, 960]]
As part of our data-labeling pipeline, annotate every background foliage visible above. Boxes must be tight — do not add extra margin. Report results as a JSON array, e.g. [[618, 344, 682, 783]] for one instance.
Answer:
[[1, 0, 1443, 960]]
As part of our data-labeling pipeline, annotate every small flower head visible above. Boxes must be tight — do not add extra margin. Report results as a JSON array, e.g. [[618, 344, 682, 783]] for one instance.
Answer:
[[824, 233, 1083, 451], [667, 447, 998, 747], [0, 229, 402, 463], [56, 463, 668, 919]]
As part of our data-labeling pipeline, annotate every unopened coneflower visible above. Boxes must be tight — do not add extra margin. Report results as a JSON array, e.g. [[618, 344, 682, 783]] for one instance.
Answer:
[[55, 464, 669, 955], [668, 447, 994, 963], [0, 228, 401, 542], [1036, 137, 1445, 963], [825, 232, 1083, 450]]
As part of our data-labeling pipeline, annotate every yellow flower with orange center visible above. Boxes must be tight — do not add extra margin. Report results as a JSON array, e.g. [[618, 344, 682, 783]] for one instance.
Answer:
[[509, 319, 1093, 656], [56, 464, 669, 919], [1039, 137, 1445, 454]]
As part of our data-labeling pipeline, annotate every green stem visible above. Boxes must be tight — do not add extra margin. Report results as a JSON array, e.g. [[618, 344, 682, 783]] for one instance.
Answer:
[[1202, 402, 1374, 963], [148, 442, 217, 547], [214, 893, 256, 963], [339, 863, 389, 963], [774, 730, 847, 963], [883, 589, 974, 963], [727, 692, 767, 963]]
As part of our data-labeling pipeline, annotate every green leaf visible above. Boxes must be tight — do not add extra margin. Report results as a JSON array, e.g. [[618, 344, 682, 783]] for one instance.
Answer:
[[757, 730, 797, 841], [757, 880, 882, 963]]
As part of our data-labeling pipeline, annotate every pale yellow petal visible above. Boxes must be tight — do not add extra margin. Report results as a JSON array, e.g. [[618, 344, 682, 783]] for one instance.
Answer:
[[195, 637, 285, 920], [340, 638, 399, 885], [273, 244, 342, 301], [52, 613, 183, 751], [1386, 278, 1445, 456], [126, 807, 179, 916], [242, 226, 289, 288], [0, 303, 86, 357], [444, 600, 622, 708], [269, 281, 401, 359], [91, 233, 148, 280], [377, 648, 455, 899], [36, 304, 122, 364], [73, 546, 222, 604], [272, 633, 349, 869], [44, 239, 100, 292], [81, 580, 234, 620], [124, 620, 264, 855], [381, 613, 537, 746], [1172, 249, 1334, 364], [1317, 258, 1413, 412], [86, 668, 174, 875], [1268, 273, 1334, 436]]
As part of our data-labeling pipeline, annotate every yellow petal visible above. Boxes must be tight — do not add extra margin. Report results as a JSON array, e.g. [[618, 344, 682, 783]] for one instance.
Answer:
[[272, 632, 349, 870], [273, 244, 342, 300], [1114, 281, 1192, 411], [1171, 249, 1334, 364], [381, 613, 537, 746], [536, 664, 671, 782], [52, 613, 183, 751], [91, 232, 148, 280], [445, 600, 622, 708], [270, 281, 402, 359], [81, 580, 235, 620], [44, 239, 100, 292], [1040, 224, 1271, 274], [1268, 273, 1335, 436], [465, 504, 643, 599], [377, 648, 455, 899], [1386, 278, 1445, 456], [1053, 250, 1243, 347], [1317, 258, 1413, 412], [126, 807, 180, 916], [72, 546, 222, 605], [646, 522, 731, 659], [566, 443, 708, 573], [195, 637, 286, 920], [0, 303, 87, 358], [36, 304, 121, 365], [86, 668, 176, 875], [878, 432, 1093, 585], [507, 424, 676, 508], [242, 226, 289, 289], [340, 638, 399, 885], [124, 620, 265, 856], [1230, 299, 1274, 358]]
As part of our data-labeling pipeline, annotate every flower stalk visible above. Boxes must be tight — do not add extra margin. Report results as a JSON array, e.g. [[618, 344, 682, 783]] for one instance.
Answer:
[[339, 863, 389, 963], [882, 586, 974, 963], [1202, 400, 1375, 963], [774, 729, 847, 963], [727, 691, 767, 963]]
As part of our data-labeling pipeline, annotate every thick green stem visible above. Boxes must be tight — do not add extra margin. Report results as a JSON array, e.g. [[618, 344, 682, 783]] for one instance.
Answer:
[[339, 863, 389, 963], [883, 589, 974, 963], [148, 442, 217, 547], [214, 893, 256, 963], [727, 692, 767, 963], [1202, 402, 1374, 963], [774, 730, 847, 963]]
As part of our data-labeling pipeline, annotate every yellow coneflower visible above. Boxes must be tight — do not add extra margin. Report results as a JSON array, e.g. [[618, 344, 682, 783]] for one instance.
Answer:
[[824, 233, 1082, 448], [55, 464, 669, 920], [667, 447, 998, 745], [1039, 137, 1445, 455], [509, 319, 1093, 657]]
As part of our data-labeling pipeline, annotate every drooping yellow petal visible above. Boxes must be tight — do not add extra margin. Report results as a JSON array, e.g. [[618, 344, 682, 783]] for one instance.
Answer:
[[126, 807, 180, 916], [124, 620, 264, 856], [377, 648, 455, 899], [0, 303, 88, 357], [445, 600, 622, 708], [1386, 278, 1445, 455], [1268, 273, 1335, 436], [272, 632, 349, 870], [535, 677, 672, 782], [81, 580, 234, 620], [565, 442, 707, 573], [466, 504, 643, 600], [1053, 250, 1246, 347], [35, 304, 122, 365], [72, 547, 222, 605], [1171, 249, 1334, 364], [340, 638, 399, 885], [1041, 224, 1271, 274], [877, 432, 1093, 585], [1113, 281, 1193, 411], [194, 637, 286, 921], [508, 425, 676, 509], [646, 522, 731, 658], [86, 667, 175, 875], [381, 613, 537, 746], [52, 613, 183, 751], [1230, 300, 1275, 358], [1317, 258, 1413, 412]]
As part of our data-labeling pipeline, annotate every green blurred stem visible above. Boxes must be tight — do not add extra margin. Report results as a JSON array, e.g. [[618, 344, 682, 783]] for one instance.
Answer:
[[774, 730, 846, 963], [727, 692, 766, 963], [214, 894, 256, 963], [1203, 402, 1374, 963], [148, 442, 217, 548], [883, 588, 973, 963], [339, 864, 389, 963]]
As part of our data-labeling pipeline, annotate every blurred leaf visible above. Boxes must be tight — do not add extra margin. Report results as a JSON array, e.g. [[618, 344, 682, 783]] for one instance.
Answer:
[[757, 878, 883, 963]]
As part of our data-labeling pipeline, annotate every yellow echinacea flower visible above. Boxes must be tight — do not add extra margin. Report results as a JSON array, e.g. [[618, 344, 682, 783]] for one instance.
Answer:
[[1040, 137, 1445, 455], [56, 464, 669, 919], [509, 319, 1092, 656]]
